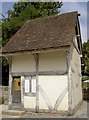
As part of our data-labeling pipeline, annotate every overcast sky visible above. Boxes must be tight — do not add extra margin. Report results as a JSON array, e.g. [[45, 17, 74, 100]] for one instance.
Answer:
[[1, 1, 88, 43]]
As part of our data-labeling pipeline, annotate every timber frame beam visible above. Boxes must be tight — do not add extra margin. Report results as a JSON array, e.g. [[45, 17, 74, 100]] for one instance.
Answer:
[[73, 41, 80, 55], [8, 56, 13, 110], [34, 53, 39, 112], [11, 70, 67, 76], [21, 76, 24, 108], [2, 46, 69, 56], [67, 48, 72, 115]]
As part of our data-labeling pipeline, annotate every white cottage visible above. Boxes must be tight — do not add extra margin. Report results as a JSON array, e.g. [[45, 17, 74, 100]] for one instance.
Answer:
[[2, 11, 83, 115]]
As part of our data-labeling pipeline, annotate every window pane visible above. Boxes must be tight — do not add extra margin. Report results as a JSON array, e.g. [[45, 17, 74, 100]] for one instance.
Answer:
[[31, 77, 36, 93], [25, 77, 30, 93]]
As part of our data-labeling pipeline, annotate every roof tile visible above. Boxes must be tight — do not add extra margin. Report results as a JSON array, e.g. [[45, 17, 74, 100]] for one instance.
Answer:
[[2, 11, 78, 53]]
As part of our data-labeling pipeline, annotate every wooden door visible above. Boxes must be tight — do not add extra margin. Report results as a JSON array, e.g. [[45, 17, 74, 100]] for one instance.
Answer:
[[12, 77, 21, 103]]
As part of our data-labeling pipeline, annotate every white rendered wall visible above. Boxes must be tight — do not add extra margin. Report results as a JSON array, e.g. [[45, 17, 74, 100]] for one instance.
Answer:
[[39, 50, 67, 71], [12, 54, 36, 109], [24, 96, 36, 108], [38, 50, 68, 111], [71, 43, 82, 109], [11, 50, 68, 111], [12, 54, 36, 72], [39, 75, 68, 111]]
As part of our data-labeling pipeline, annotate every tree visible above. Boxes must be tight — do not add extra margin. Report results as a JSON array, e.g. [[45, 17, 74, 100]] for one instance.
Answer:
[[82, 40, 89, 76], [2, 2, 63, 85], [2, 2, 63, 46]]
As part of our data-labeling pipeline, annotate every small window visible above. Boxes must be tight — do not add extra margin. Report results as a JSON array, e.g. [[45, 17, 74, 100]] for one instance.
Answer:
[[24, 76, 36, 94], [25, 77, 30, 93], [31, 77, 36, 93]]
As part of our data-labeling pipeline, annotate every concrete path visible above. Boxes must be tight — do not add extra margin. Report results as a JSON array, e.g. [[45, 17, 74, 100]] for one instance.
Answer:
[[1, 100, 88, 119]]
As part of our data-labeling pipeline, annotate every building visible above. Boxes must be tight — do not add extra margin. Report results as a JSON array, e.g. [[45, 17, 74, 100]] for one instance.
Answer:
[[2, 11, 83, 115]]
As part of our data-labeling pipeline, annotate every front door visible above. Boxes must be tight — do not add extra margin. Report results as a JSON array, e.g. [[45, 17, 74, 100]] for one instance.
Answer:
[[12, 77, 21, 103]]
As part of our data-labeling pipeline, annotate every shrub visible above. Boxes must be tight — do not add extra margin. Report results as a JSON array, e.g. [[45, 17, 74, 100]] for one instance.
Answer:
[[82, 76, 89, 81]]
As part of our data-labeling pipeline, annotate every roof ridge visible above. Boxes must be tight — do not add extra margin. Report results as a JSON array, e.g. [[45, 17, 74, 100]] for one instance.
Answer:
[[26, 11, 78, 23]]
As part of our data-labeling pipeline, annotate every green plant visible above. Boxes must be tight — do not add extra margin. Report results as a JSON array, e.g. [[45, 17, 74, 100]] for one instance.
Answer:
[[82, 76, 89, 81]]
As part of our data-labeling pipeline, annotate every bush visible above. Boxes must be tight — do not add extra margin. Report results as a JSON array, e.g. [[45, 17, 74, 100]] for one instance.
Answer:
[[82, 76, 89, 81]]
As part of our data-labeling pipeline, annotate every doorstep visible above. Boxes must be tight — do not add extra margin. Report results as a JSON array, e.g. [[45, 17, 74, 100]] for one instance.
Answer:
[[2, 110, 26, 116]]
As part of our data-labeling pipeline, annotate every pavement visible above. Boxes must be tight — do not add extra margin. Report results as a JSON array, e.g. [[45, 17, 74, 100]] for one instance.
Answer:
[[1, 100, 88, 119]]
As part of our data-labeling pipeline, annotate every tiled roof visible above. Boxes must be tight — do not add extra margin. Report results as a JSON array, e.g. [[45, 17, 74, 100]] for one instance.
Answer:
[[2, 11, 78, 53]]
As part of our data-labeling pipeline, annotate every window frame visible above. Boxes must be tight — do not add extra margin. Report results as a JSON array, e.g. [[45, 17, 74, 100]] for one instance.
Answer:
[[24, 76, 36, 97]]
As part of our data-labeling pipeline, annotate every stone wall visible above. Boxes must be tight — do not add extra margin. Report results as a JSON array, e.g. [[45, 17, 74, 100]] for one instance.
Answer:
[[0, 85, 8, 104]]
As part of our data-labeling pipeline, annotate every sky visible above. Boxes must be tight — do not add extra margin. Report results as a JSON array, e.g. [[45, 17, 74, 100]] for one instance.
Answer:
[[88, 2, 89, 41], [1, 1, 88, 43], [60, 2, 88, 43]]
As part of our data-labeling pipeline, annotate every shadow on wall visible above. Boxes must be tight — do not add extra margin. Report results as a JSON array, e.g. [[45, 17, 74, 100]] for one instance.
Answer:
[[2, 57, 9, 86]]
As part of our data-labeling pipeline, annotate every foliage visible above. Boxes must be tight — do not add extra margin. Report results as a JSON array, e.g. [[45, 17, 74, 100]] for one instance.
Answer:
[[2, 2, 63, 85], [82, 40, 89, 76], [82, 76, 89, 81], [2, 2, 63, 46]]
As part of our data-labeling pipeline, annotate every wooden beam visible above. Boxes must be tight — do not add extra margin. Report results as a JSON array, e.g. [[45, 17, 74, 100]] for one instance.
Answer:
[[34, 53, 39, 112], [76, 20, 82, 55], [2, 46, 69, 56], [73, 41, 80, 55], [67, 50, 72, 115], [11, 72, 36, 76], [11, 70, 67, 76], [76, 20, 80, 37], [39, 70, 67, 75], [39, 85, 52, 110], [8, 56, 13, 110], [21, 76, 24, 108], [54, 86, 68, 110]]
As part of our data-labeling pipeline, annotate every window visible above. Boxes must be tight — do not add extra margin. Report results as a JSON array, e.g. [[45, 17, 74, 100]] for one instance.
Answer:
[[25, 77, 30, 93], [31, 77, 36, 93], [24, 76, 36, 94]]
